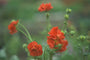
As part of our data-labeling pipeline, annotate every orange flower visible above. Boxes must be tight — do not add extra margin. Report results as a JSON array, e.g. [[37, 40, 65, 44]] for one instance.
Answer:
[[8, 20, 19, 34], [38, 3, 53, 12], [47, 27, 68, 52], [27, 41, 43, 56]]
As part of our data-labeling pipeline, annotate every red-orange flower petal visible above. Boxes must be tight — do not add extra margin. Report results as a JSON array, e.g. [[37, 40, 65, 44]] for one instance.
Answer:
[[11, 20, 19, 25], [8, 20, 19, 34], [38, 3, 53, 12], [38, 3, 46, 12], [45, 3, 53, 11], [27, 41, 43, 56], [59, 40, 68, 52], [47, 26, 68, 52]]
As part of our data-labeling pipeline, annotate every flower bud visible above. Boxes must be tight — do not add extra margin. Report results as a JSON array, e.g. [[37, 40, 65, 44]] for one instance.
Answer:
[[70, 31, 75, 36], [23, 43, 27, 48], [80, 35, 86, 40], [61, 30, 64, 33], [64, 14, 69, 20], [61, 30, 67, 34], [77, 35, 86, 41], [66, 8, 72, 13], [10, 20, 15, 22]]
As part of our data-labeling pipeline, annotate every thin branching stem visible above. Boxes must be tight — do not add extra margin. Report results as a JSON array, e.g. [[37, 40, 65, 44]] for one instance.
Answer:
[[17, 28, 30, 43], [19, 23, 33, 42]]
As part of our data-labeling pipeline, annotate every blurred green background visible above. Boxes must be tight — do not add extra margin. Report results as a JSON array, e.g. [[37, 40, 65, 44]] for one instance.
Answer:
[[0, 0, 90, 60]]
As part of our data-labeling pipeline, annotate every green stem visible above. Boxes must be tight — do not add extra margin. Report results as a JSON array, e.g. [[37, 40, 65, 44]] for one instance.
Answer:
[[81, 48, 83, 60], [19, 23, 33, 42], [50, 53, 53, 60], [83, 55, 88, 60], [63, 20, 68, 31], [65, 20, 68, 30], [34, 58, 36, 60], [84, 56, 87, 60], [80, 47, 86, 60], [34, 57, 40, 60], [43, 46, 47, 60], [84, 48, 88, 60], [81, 50, 83, 60], [46, 12, 51, 32], [63, 14, 68, 31], [62, 11, 70, 35], [17, 28, 30, 42], [44, 49, 45, 60], [89, 43, 90, 53], [37, 58, 41, 60], [78, 46, 83, 60]]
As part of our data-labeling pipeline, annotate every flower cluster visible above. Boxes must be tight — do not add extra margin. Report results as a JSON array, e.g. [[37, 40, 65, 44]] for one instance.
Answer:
[[47, 27, 68, 52], [38, 3, 53, 12], [27, 41, 43, 56], [8, 2, 68, 59], [8, 20, 19, 34]]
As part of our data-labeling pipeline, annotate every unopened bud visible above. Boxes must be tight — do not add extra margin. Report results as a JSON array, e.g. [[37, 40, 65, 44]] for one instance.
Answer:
[[61, 30, 64, 33], [10, 20, 15, 23], [70, 31, 75, 35], [80, 35, 86, 40], [23, 43, 27, 48], [66, 8, 72, 13], [64, 14, 69, 20], [61, 30, 67, 34], [77, 35, 86, 41]]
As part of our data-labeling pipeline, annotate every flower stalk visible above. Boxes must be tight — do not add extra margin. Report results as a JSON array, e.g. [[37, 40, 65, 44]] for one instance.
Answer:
[[63, 8, 72, 35], [19, 23, 33, 42], [17, 28, 30, 43], [46, 12, 51, 32], [34, 57, 37, 60], [43, 48, 46, 60], [49, 53, 53, 60]]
